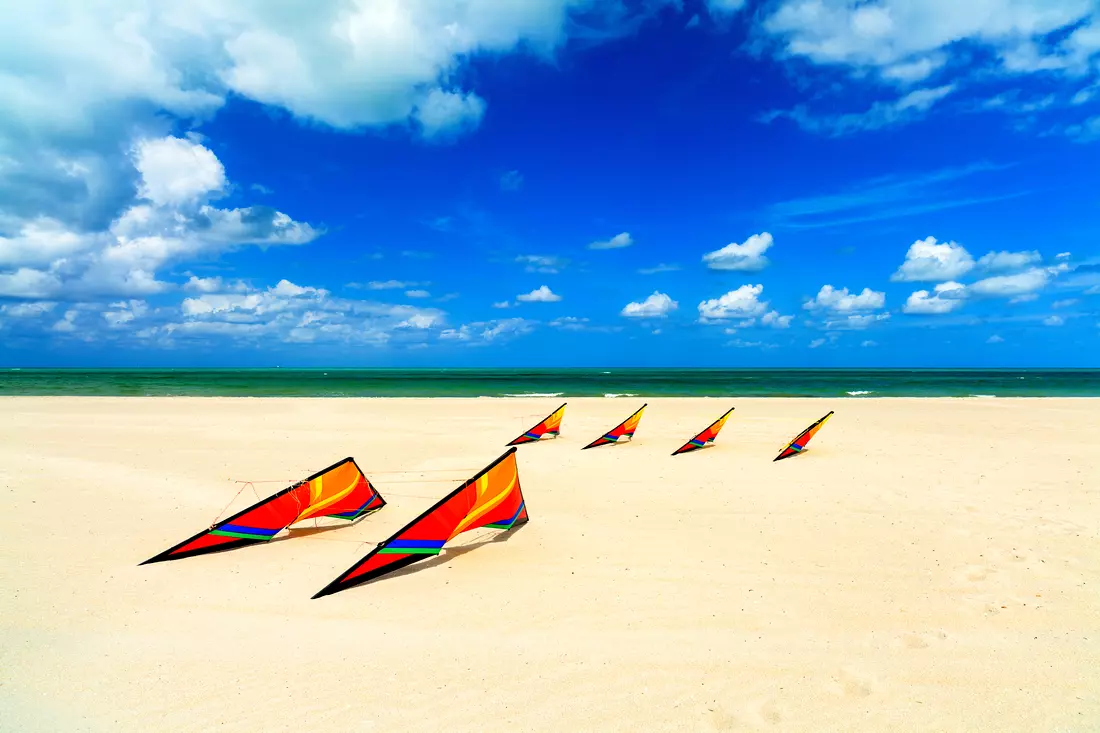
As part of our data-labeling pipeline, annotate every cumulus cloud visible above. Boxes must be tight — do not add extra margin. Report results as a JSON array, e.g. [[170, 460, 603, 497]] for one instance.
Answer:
[[0, 136, 318, 300], [892, 237, 975, 282], [804, 285, 886, 313], [977, 250, 1042, 272], [1043, 315, 1065, 326], [969, 267, 1055, 297], [902, 281, 967, 314], [622, 291, 678, 318], [515, 285, 561, 303], [987, 334, 1005, 343], [702, 232, 773, 271], [589, 232, 633, 250], [698, 284, 770, 321], [132, 136, 226, 206]]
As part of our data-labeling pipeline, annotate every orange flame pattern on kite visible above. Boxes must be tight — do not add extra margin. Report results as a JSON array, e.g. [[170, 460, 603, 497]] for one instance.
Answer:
[[507, 402, 566, 445], [141, 457, 385, 564], [672, 407, 735, 455], [774, 411, 834, 462], [582, 403, 647, 450], [312, 447, 527, 598]]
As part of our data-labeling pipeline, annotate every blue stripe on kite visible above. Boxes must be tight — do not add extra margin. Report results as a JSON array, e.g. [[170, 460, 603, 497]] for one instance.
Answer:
[[690, 439, 705, 446], [525, 432, 540, 439], [329, 494, 380, 518], [219, 523, 279, 536], [500, 501, 525, 526], [387, 539, 447, 550]]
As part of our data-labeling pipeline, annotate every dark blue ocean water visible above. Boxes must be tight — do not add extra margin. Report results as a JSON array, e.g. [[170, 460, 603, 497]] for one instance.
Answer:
[[1, 368, 1097, 397]]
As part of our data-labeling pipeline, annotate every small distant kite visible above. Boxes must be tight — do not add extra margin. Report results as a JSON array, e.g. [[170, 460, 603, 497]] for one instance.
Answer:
[[507, 402, 566, 446], [142, 457, 385, 564], [582, 403, 647, 450], [672, 407, 735, 456], [773, 411, 834, 462], [312, 446, 528, 598]]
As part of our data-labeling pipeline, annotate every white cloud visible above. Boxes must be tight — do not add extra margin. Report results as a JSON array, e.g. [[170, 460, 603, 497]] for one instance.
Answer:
[[1043, 314, 1065, 326], [761, 310, 794, 328], [809, 338, 827, 348], [892, 237, 975, 282], [622, 291, 678, 318], [638, 263, 680, 274], [183, 276, 249, 294], [515, 285, 561, 303], [413, 89, 486, 139], [500, 170, 523, 191], [987, 334, 1005, 343], [492, 301, 511, 309], [1056, 252, 1072, 260], [516, 254, 567, 274], [702, 232, 773, 271], [861, 340, 877, 347], [977, 250, 1042, 272], [970, 267, 1053, 297], [902, 281, 968, 314], [0, 301, 56, 318], [698, 284, 769, 321], [760, 0, 1095, 83], [404, 289, 430, 298], [132, 136, 225, 206], [103, 299, 148, 328], [589, 232, 633, 250], [440, 318, 535, 343], [804, 284, 886, 312], [825, 313, 891, 330], [764, 85, 956, 135], [362, 280, 422, 290], [1052, 298, 1079, 308], [0, 136, 318, 300], [51, 309, 79, 333]]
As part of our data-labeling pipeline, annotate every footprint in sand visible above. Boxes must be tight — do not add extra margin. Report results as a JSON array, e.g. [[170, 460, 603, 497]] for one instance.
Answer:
[[897, 630, 948, 649], [829, 668, 874, 699], [953, 564, 993, 583]]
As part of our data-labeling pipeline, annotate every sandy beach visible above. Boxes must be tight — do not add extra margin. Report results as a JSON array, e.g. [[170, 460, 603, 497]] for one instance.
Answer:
[[1, 396, 1097, 732]]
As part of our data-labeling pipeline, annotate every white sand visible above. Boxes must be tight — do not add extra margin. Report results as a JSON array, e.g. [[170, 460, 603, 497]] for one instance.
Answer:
[[1, 397, 1098, 732]]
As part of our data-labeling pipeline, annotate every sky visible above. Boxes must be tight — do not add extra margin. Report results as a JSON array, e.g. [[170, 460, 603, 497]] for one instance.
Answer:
[[0, 0, 1098, 368]]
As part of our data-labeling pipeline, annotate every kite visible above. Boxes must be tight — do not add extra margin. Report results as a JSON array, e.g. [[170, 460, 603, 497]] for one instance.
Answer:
[[773, 411, 834, 462], [507, 402, 566, 446], [582, 403, 647, 450], [672, 406, 735, 456], [141, 457, 385, 564], [312, 446, 528, 598]]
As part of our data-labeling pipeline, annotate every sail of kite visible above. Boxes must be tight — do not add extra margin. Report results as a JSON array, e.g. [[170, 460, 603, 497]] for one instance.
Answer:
[[672, 406, 735, 456], [141, 457, 385, 564], [581, 403, 647, 450], [773, 411, 834, 462], [507, 402, 566, 446], [312, 447, 528, 598]]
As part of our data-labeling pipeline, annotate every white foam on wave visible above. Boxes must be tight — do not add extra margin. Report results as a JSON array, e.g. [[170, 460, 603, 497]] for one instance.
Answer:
[[846, 390, 873, 396], [970, 394, 997, 398], [603, 393, 637, 398], [501, 392, 564, 398]]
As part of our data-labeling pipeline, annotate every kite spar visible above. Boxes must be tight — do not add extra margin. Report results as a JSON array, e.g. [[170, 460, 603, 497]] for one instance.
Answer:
[[581, 403, 647, 450], [507, 402, 566, 446], [773, 411, 834, 462], [312, 446, 528, 598], [672, 406, 735, 456], [141, 457, 385, 564]]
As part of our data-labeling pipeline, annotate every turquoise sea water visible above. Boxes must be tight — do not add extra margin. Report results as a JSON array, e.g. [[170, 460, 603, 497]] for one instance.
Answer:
[[1, 368, 1097, 397]]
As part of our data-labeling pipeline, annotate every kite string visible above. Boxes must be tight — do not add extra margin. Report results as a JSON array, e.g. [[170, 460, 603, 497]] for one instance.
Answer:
[[210, 481, 262, 528]]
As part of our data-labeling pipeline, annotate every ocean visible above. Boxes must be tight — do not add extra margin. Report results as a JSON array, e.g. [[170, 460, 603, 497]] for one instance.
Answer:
[[1, 368, 1098, 397]]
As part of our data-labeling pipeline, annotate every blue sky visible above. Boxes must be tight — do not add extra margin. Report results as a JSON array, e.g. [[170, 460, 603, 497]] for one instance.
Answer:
[[0, 0, 1098, 367]]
